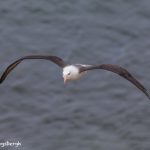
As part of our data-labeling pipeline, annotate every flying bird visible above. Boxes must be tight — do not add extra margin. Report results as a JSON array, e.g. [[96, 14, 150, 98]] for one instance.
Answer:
[[0, 55, 149, 99]]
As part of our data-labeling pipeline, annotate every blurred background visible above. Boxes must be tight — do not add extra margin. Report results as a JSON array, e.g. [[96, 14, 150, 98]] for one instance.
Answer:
[[0, 0, 150, 150]]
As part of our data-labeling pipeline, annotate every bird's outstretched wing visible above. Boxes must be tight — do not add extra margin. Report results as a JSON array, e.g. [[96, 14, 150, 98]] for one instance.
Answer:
[[80, 64, 150, 99], [0, 55, 66, 84]]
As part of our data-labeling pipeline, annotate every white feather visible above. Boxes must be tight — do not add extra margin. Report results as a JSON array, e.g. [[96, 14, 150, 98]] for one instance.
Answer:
[[63, 65, 85, 80]]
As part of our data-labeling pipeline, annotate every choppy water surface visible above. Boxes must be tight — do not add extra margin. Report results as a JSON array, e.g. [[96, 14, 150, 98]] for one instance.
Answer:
[[0, 0, 150, 150]]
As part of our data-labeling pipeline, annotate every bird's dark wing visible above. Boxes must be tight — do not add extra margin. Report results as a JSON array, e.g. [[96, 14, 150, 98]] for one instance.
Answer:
[[0, 55, 66, 84], [79, 64, 150, 99]]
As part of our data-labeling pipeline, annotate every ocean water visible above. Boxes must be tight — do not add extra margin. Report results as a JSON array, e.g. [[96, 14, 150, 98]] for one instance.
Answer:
[[0, 0, 150, 150]]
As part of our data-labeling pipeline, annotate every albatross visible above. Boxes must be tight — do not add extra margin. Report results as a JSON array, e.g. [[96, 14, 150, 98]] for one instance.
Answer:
[[0, 55, 149, 99]]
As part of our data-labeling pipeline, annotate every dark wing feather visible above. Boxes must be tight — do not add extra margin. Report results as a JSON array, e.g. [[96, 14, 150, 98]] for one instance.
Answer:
[[80, 64, 150, 99], [0, 55, 66, 84]]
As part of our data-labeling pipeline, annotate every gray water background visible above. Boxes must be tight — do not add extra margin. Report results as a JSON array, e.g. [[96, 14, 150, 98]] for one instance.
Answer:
[[0, 0, 150, 150]]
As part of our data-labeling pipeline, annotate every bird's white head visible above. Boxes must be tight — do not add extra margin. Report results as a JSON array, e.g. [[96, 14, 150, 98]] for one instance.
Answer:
[[63, 65, 79, 83]]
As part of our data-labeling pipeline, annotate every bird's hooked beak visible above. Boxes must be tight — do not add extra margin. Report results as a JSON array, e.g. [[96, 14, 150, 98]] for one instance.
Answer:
[[63, 76, 68, 84]]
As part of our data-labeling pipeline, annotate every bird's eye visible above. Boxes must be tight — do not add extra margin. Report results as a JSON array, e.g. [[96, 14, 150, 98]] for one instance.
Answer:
[[68, 72, 71, 75]]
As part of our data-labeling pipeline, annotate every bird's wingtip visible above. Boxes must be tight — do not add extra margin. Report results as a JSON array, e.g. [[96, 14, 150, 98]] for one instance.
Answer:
[[0, 80, 3, 84], [145, 89, 150, 100]]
